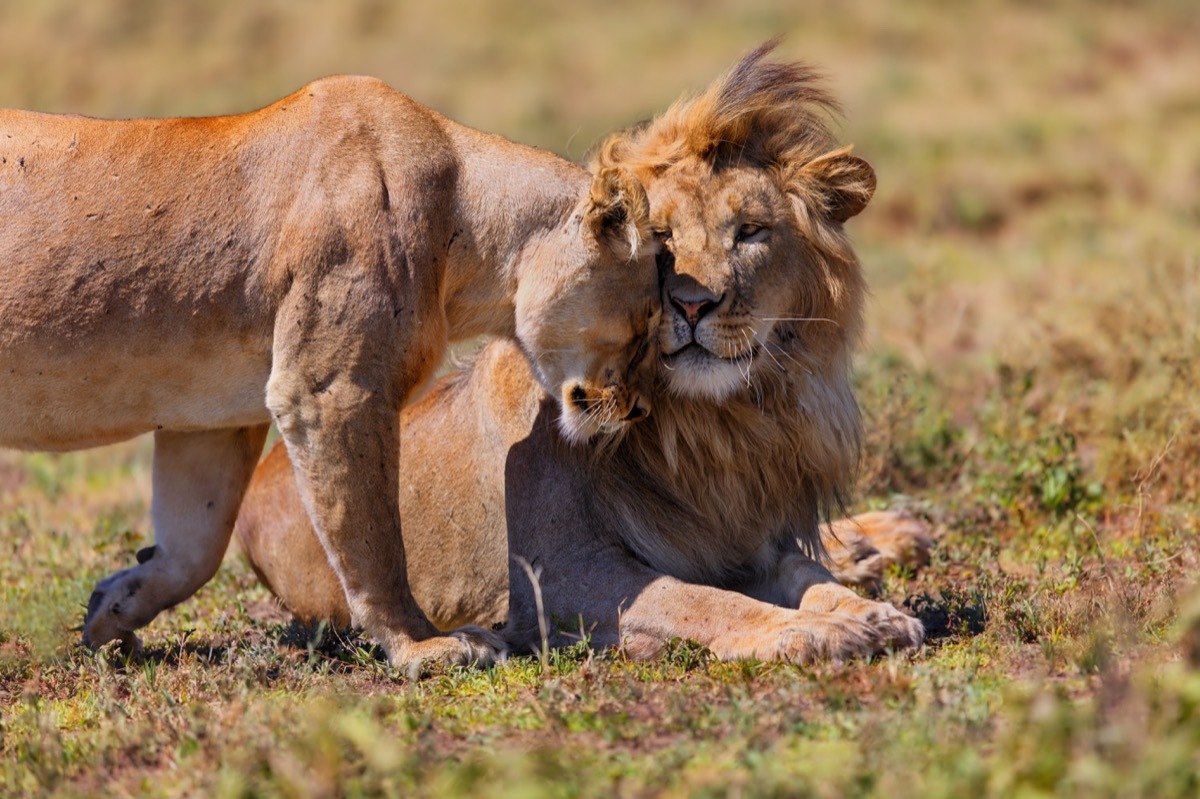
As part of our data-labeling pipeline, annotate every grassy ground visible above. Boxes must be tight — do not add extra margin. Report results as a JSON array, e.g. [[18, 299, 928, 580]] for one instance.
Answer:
[[3, 1, 1200, 796]]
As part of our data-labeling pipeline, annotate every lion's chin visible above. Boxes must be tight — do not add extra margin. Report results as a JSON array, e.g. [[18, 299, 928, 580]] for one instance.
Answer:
[[661, 345, 751, 403]]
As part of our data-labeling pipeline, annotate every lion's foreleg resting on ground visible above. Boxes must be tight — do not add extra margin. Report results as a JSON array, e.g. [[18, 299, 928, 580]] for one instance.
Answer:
[[265, 264, 503, 667], [522, 549, 913, 664], [504, 517, 921, 665], [617, 575, 910, 664], [83, 425, 269, 650], [738, 550, 925, 652]]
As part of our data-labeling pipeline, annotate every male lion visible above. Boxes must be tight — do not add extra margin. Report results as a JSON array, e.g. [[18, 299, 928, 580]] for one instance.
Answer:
[[0, 76, 659, 668], [236, 45, 929, 664]]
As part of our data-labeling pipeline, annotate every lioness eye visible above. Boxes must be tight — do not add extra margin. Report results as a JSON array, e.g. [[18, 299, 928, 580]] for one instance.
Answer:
[[736, 223, 766, 243], [629, 337, 650, 369], [653, 229, 672, 244]]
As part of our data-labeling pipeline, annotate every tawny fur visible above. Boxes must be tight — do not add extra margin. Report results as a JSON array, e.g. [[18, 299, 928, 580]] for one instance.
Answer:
[[236, 44, 928, 664], [0, 76, 659, 669]]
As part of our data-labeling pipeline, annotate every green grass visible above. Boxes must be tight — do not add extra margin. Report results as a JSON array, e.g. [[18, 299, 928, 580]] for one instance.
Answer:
[[3, 0, 1200, 796]]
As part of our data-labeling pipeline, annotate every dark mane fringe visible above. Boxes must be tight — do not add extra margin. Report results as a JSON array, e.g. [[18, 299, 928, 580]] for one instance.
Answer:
[[593, 39, 841, 177]]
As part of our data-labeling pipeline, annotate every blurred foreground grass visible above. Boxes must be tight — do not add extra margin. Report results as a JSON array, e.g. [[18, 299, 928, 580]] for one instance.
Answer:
[[2, 1, 1199, 796]]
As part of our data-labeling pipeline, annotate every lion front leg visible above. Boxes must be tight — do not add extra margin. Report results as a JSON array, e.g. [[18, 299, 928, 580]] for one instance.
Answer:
[[752, 551, 925, 653], [513, 541, 919, 664], [616, 575, 918, 664], [83, 424, 269, 652]]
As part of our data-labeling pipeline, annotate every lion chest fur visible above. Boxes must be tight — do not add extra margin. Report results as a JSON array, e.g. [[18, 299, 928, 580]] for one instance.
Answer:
[[588, 371, 856, 586], [0, 76, 577, 451]]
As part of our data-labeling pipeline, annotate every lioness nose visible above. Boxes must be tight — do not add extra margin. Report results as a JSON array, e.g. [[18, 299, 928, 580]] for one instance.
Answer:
[[622, 398, 650, 422], [570, 384, 589, 412], [670, 293, 720, 327]]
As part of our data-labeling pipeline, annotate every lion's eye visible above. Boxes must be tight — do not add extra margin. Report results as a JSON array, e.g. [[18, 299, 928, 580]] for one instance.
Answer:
[[736, 223, 767, 244]]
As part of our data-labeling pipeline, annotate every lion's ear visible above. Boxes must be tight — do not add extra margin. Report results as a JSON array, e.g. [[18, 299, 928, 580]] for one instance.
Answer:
[[795, 146, 876, 223], [584, 167, 651, 261]]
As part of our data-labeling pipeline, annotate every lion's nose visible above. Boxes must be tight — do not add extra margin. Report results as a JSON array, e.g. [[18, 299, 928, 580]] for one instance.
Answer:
[[669, 292, 721, 327]]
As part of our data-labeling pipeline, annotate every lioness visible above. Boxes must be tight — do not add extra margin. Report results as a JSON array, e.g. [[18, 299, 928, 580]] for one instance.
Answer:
[[236, 45, 928, 663], [0, 76, 659, 668]]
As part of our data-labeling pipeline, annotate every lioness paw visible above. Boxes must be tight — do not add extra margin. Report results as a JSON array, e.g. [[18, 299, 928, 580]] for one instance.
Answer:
[[388, 625, 507, 677], [82, 568, 153, 654]]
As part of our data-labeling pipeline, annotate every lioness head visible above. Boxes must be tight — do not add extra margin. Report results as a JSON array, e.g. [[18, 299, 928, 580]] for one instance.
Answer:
[[596, 42, 873, 404], [514, 166, 660, 443]]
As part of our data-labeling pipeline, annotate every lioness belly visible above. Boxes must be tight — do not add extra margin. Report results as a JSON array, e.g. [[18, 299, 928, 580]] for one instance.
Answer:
[[0, 335, 271, 451], [0, 108, 284, 450]]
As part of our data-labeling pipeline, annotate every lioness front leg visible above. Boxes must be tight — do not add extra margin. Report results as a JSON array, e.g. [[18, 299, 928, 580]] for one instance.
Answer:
[[266, 292, 503, 670], [83, 425, 269, 651]]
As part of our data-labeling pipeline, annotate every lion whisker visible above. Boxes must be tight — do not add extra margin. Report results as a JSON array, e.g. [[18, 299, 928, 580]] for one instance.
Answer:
[[759, 336, 788, 374], [759, 316, 840, 326], [765, 341, 812, 376], [735, 328, 755, 388]]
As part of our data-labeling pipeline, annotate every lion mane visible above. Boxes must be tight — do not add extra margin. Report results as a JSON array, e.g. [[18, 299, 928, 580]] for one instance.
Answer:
[[587, 40, 873, 583]]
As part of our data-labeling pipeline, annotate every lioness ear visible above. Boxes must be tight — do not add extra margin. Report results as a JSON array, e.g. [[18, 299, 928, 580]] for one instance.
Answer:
[[796, 146, 876, 223], [585, 167, 651, 260]]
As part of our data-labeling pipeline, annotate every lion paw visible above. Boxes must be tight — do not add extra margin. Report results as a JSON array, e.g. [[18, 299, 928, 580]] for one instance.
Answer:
[[774, 606, 923, 663], [824, 510, 933, 588], [855, 510, 933, 569], [853, 600, 926, 650], [796, 583, 925, 655], [776, 612, 887, 664], [822, 528, 888, 590]]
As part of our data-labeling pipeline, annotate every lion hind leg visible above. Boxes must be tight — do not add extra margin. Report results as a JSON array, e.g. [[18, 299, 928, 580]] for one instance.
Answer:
[[822, 510, 934, 589], [82, 424, 269, 652]]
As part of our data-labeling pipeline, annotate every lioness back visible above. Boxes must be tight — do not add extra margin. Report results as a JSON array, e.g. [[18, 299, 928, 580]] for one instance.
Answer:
[[0, 77, 452, 451]]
